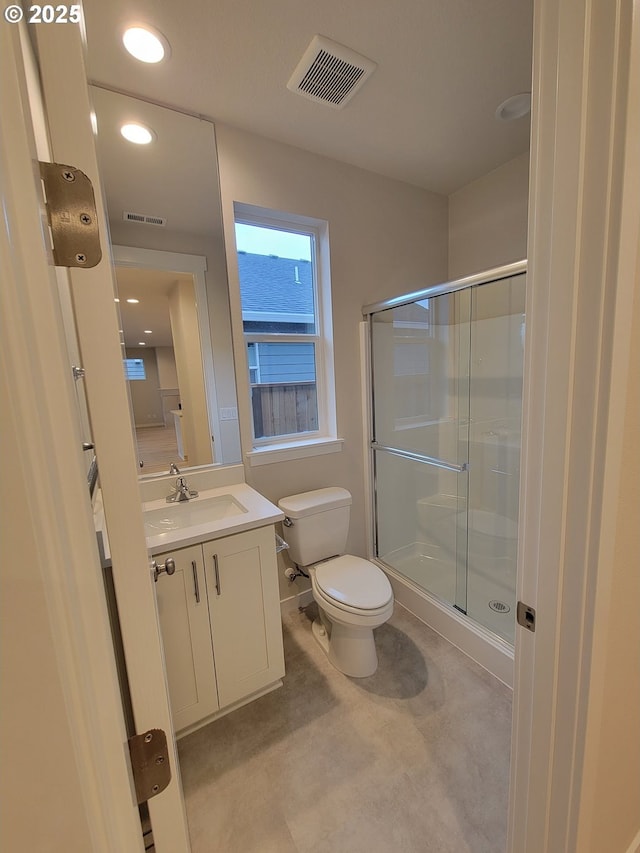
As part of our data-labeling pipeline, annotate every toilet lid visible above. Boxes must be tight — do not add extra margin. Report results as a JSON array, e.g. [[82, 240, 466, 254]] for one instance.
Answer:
[[314, 556, 392, 610]]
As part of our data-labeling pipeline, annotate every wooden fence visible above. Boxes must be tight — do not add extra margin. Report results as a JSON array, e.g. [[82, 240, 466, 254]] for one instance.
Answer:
[[251, 381, 318, 438]]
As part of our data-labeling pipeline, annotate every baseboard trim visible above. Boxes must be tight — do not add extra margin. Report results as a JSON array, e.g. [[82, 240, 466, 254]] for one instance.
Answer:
[[280, 588, 314, 617], [175, 680, 283, 739]]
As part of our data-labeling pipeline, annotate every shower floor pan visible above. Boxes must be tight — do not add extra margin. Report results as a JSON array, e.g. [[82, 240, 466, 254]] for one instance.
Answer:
[[381, 540, 516, 645]]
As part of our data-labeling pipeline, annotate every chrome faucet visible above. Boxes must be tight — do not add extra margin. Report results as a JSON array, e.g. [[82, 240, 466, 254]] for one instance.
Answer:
[[169, 462, 181, 474], [166, 476, 199, 503]]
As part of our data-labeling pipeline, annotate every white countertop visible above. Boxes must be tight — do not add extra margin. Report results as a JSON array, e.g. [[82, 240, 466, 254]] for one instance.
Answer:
[[143, 482, 284, 554], [95, 482, 284, 562]]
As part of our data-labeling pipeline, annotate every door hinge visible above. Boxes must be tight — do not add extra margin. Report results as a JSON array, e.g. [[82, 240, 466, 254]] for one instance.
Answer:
[[39, 162, 102, 268], [127, 728, 171, 805], [517, 601, 536, 632]]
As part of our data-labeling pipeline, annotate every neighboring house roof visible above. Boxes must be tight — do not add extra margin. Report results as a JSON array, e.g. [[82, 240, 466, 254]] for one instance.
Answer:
[[237, 252, 314, 318]]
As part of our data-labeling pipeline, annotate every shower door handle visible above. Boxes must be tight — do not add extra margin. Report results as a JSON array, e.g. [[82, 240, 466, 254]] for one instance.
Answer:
[[371, 442, 469, 473]]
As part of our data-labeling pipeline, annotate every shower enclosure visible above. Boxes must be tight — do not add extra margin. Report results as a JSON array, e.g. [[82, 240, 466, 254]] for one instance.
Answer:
[[365, 262, 525, 648]]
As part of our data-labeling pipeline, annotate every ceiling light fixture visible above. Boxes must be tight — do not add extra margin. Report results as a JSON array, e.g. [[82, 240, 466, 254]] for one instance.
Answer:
[[495, 93, 531, 121], [122, 25, 169, 64], [144, 330, 153, 334], [126, 298, 140, 304], [120, 123, 155, 145], [138, 342, 147, 346]]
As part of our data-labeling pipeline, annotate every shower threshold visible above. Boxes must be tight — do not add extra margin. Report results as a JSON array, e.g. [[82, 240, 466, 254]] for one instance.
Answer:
[[379, 540, 516, 651]]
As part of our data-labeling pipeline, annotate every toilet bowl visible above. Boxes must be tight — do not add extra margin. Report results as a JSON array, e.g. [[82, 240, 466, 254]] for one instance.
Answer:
[[278, 488, 393, 677]]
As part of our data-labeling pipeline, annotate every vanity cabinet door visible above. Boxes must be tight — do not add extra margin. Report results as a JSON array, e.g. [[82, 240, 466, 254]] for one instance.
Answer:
[[155, 544, 219, 731], [202, 526, 285, 709]]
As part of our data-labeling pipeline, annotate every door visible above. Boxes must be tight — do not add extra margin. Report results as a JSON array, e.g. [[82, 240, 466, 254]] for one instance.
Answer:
[[370, 287, 472, 613], [19, 20, 191, 853], [202, 526, 285, 708], [155, 545, 219, 730]]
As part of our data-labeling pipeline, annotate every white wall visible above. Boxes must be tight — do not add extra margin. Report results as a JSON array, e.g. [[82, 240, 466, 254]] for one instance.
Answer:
[[156, 346, 178, 388], [126, 346, 163, 427], [215, 124, 448, 597], [448, 152, 529, 279]]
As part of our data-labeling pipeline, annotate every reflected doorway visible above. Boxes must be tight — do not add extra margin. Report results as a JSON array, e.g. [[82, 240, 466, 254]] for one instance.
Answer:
[[116, 265, 213, 474]]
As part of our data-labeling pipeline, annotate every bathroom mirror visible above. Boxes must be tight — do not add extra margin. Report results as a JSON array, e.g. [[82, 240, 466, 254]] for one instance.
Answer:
[[90, 85, 242, 475]]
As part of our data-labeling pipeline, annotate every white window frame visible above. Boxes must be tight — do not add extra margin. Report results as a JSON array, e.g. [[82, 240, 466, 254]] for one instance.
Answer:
[[233, 203, 338, 463]]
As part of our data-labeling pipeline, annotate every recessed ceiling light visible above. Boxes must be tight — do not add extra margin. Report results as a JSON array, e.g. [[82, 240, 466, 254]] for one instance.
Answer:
[[122, 26, 169, 64], [144, 330, 153, 334], [126, 298, 140, 304], [495, 93, 531, 121], [120, 123, 155, 145], [138, 342, 146, 346]]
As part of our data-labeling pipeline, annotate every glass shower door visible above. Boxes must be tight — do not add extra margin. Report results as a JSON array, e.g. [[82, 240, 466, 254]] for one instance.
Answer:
[[465, 274, 525, 643], [371, 289, 471, 612]]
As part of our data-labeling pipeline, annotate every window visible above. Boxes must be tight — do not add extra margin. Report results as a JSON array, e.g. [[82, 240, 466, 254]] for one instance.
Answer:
[[234, 205, 336, 448], [123, 358, 146, 380]]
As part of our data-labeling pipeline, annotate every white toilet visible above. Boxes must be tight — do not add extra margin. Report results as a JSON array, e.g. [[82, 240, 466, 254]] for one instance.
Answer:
[[278, 487, 393, 678]]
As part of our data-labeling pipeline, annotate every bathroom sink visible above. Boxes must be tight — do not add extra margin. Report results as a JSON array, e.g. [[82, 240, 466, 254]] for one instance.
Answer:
[[144, 494, 248, 534], [140, 482, 285, 554]]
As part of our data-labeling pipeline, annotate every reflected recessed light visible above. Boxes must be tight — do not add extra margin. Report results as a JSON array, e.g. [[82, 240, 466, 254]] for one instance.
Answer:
[[122, 25, 169, 64], [144, 329, 153, 334], [495, 93, 531, 121], [126, 298, 140, 304], [120, 123, 155, 145], [114, 297, 120, 302]]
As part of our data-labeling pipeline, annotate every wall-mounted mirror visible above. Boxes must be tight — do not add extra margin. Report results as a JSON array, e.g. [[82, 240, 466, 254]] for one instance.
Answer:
[[90, 85, 241, 475]]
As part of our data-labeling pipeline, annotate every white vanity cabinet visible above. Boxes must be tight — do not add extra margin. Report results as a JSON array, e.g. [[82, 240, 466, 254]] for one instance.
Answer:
[[154, 524, 285, 734]]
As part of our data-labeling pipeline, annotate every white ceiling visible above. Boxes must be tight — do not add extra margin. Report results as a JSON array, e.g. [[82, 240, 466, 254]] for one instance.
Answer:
[[82, 0, 533, 195]]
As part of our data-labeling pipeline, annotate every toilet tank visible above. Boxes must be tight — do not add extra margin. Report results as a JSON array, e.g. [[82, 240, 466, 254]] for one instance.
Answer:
[[278, 487, 351, 566]]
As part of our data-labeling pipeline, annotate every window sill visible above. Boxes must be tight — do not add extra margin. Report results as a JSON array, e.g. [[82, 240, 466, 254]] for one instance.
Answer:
[[246, 437, 344, 467]]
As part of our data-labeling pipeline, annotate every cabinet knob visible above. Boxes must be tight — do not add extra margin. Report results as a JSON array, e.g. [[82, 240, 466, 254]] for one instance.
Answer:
[[152, 557, 176, 583]]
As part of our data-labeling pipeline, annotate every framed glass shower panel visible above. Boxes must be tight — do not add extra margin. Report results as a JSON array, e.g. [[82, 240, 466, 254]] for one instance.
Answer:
[[373, 448, 468, 612], [464, 274, 525, 643], [370, 290, 471, 468]]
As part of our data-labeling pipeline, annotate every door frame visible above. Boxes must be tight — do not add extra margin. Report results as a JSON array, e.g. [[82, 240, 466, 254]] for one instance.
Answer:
[[508, 0, 640, 849], [20, 19, 191, 853], [1, 21, 145, 853]]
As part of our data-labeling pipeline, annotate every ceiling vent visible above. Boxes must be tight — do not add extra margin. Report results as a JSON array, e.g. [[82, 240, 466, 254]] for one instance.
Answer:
[[287, 35, 376, 109], [123, 210, 166, 227]]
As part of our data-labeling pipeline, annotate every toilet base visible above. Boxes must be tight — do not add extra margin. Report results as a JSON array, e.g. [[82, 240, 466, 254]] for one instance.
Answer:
[[311, 615, 379, 678]]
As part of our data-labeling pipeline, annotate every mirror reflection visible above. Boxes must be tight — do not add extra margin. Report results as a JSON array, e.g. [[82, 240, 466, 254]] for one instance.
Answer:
[[90, 85, 241, 475]]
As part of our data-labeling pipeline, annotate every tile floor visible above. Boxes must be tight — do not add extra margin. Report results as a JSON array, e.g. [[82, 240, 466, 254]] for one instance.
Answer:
[[177, 603, 512, 853]]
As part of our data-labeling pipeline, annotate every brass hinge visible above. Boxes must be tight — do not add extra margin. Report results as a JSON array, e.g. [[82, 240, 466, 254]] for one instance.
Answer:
[[39, 162, 102, 268], [127, 729, 171, 805]]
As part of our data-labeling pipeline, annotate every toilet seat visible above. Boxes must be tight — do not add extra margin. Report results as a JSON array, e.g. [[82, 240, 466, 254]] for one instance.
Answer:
[[313, 555, 393, 613]]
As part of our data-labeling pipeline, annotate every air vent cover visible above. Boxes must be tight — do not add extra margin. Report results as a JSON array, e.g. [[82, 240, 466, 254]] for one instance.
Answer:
[[287, 35, 376, 109], [123, 210, 166, 227]]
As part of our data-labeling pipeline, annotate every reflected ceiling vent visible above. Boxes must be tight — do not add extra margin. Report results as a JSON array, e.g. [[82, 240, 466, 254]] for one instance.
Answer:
[[287, 35, 377, 109], [123, 210, 166, 227]]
